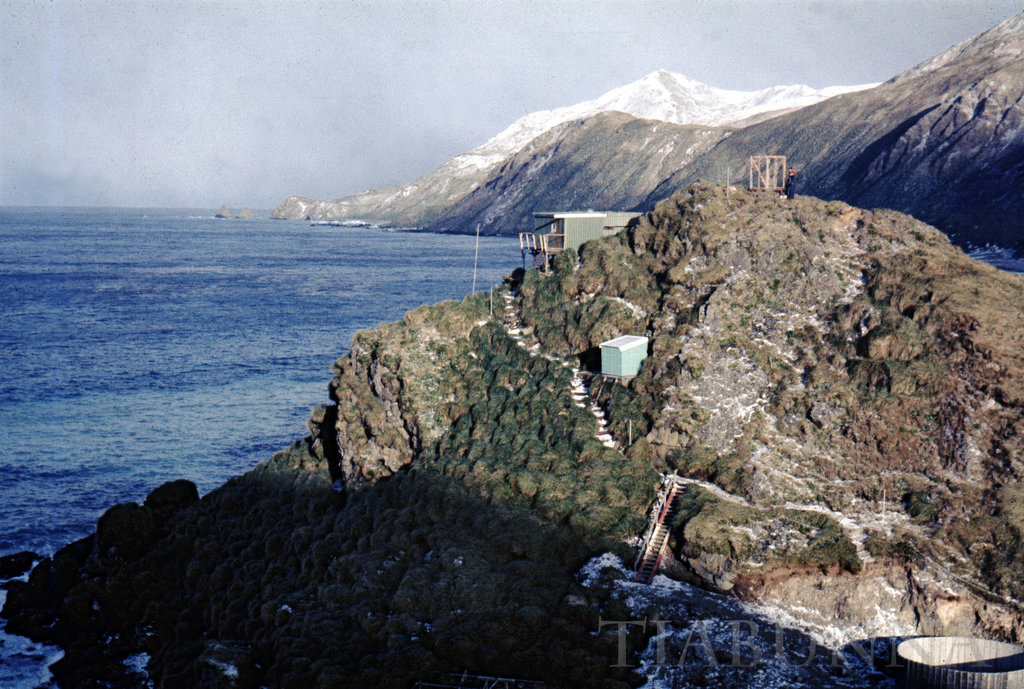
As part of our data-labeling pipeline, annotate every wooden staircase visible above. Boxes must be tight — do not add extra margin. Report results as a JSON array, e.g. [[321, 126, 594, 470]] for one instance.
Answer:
[[633, 478, 682, 584]]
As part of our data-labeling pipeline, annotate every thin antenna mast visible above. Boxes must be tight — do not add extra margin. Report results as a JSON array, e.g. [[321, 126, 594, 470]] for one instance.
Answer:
[[472, 224, 480, 294]]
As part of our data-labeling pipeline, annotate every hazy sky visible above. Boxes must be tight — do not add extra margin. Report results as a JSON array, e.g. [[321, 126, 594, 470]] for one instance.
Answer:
[[1, 1, 1020, 209]]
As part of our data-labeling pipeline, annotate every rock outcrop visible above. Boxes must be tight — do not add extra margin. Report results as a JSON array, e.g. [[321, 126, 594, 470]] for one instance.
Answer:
[[3, 480, 199, 687], [512, 182, 1024, 642], [214, 205, 231, 218], [237, 207, 255, 219], [0, 550, 38, 578], [5, 184, 1024, 687]]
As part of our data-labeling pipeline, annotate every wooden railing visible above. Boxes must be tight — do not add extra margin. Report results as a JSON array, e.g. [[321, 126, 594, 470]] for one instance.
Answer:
[[518, 232, 538, 252]]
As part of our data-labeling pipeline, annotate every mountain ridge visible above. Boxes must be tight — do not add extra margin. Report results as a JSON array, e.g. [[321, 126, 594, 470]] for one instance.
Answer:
[[271, 70, 871, 224], [465, 69, 873, 165], [275, 12, 1024, 253], [889, 9, 1024, 86], [423, 111, 725, 235]]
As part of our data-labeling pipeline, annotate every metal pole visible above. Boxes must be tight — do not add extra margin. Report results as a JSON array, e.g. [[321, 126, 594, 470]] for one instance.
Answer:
[[472, 223, 480, 294]]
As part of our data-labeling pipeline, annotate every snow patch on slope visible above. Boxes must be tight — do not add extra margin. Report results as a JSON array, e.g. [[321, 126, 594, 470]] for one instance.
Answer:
[[452, 70, 875, 172]]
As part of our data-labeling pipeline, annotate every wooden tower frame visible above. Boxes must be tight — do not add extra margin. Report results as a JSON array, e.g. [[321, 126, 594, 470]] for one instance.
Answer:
[[749, 155, 787, 192]]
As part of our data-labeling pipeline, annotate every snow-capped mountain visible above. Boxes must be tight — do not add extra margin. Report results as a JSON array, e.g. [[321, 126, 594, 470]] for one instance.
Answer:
[[272, 70, 872, 222], [449, 69, 874, 173]]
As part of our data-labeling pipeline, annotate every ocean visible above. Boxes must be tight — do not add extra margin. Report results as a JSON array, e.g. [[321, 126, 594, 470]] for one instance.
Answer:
[[0, 207, 522, 687]]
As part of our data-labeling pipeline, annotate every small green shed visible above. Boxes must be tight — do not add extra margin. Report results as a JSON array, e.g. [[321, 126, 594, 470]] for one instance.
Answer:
[[600, 335, 649, 378]]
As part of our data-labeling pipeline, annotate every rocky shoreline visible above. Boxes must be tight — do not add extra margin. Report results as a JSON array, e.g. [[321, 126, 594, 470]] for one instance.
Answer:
[[5, 183, 1024, 687]]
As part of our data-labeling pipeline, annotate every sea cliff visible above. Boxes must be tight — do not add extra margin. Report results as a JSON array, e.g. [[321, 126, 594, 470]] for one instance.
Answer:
[[5, 183, 1024, 688]]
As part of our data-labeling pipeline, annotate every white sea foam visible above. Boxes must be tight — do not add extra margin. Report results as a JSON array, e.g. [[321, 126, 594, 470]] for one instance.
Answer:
[[0, 588, 64, 689], [968, 244, 1024, 274]]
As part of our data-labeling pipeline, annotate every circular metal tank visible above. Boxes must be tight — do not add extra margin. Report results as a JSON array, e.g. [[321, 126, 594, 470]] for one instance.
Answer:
[[898, 637, 1024, 689]]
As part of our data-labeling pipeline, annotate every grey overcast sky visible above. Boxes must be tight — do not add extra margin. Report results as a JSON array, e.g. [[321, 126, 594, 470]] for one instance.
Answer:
[[1, 1, 1020, 209]]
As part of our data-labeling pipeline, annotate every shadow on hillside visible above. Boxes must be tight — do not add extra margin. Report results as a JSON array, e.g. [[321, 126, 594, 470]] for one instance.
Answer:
[[3, 458, 654, 689]]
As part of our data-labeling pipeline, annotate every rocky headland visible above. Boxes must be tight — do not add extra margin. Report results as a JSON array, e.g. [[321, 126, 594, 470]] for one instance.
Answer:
[[5, 183, 1024, 688]]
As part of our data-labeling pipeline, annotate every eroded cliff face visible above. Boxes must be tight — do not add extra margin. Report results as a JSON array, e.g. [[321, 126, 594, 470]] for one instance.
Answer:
[[313, 300, 486, 485], [5, 183, 1024, 688], [735, 560, 1024, 647]]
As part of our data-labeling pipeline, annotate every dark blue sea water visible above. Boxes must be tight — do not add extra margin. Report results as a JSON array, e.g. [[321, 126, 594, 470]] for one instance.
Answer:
[[0, 207, 521, 686]]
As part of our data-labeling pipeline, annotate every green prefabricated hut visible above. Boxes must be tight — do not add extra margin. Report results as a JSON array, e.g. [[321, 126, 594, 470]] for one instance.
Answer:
[[520, 210, 639, 269], [600, 335, 649, 378]]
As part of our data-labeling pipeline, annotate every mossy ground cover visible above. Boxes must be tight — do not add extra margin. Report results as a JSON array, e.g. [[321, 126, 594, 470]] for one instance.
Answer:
[[432, 322, 656, 543]]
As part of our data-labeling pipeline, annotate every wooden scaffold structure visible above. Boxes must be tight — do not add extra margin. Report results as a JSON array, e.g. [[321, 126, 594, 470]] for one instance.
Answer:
[[748, 155, 788, 192]]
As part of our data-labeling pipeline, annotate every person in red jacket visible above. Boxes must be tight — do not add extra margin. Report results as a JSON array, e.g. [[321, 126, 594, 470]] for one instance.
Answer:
[[784, 168, 797, 199]]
